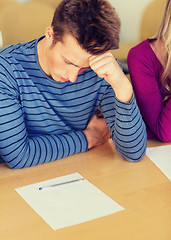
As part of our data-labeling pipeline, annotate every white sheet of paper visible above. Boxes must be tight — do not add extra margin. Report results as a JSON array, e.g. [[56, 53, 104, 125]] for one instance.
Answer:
[[15, 173, 124, 230], [146, 145, 171, 181]]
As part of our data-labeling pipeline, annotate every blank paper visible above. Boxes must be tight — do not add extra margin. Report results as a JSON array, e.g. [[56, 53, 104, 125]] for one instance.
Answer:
[[146, 145, 171, 181], [15, 173, 124, 230]]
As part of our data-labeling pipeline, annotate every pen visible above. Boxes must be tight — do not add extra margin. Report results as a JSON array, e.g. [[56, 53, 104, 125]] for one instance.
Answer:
[[39, 178, 85, 190]]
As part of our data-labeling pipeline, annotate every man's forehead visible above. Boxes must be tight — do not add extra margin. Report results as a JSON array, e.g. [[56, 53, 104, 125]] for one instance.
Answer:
[[62, 55, 90, 68], [61, 34, 92, 67]]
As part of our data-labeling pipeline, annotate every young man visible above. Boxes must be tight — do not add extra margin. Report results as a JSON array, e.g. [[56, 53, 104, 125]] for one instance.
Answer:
[[0, 0, 146, 169]]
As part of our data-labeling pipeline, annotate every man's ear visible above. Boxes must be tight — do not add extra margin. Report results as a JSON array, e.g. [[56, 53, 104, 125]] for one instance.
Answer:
[[45, 26, 54, 42]]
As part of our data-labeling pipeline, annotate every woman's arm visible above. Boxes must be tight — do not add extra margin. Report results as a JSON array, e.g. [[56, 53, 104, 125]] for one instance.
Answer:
[[128, 49, 171, 142]]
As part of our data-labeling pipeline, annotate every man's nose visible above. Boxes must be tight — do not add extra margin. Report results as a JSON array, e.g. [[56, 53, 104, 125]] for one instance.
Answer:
[[67, 68, 79, 82]]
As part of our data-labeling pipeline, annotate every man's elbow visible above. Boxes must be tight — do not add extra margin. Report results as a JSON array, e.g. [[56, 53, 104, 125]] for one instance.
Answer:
[[6, 162, 23, 169], [124, 151, 146, 162], [5, 158, 28, 169], [118, 143, 147, 163]]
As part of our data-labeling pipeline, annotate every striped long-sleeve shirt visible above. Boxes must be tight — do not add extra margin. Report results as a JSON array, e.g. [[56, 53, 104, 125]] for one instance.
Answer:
[[0, 38, 147, 169]]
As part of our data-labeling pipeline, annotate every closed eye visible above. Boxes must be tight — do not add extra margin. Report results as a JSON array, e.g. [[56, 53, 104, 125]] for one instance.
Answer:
[[64, 59, 71, 65], [63, 56, 80, 68]]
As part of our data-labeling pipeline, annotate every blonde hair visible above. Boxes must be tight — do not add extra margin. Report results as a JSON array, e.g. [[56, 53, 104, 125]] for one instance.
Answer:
[[156, 0, 171, 98]]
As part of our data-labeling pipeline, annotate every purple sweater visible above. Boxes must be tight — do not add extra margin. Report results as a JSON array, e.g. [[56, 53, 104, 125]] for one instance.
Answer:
[[128, 39, 171, 142]]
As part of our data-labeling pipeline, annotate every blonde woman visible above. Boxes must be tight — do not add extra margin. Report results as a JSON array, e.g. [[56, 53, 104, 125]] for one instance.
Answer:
[[128, 0, 171, 142]]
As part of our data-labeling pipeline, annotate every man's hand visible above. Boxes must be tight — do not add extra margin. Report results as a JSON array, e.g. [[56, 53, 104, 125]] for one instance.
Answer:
[[83, 112, 111, 150], [89, 52, 133, 103]]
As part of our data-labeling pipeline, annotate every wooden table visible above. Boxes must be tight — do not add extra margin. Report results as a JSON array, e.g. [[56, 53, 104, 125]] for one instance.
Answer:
[[0, 139, 170, 240]]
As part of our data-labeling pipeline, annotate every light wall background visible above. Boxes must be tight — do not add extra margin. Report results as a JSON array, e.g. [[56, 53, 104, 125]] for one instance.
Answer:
[[109, 0, 154, 42], [0, 0, 157, 45]]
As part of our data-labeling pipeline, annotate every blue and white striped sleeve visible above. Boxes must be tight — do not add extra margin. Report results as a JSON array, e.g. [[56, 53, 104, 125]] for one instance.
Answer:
[[0, 89, 88, 169], [100, 85, 147, 162], [0, 62, 88, 169], [0, 94, 88, 169]]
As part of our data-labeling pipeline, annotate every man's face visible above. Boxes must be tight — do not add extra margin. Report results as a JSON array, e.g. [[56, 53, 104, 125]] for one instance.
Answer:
[[45, 33, 91, 83]]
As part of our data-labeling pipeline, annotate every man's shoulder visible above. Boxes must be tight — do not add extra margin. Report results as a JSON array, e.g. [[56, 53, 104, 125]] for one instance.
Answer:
[[0, 38, 38, 59], [0, 38, 40, 75]]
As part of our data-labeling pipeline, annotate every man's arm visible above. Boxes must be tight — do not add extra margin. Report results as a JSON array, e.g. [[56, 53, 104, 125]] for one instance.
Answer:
[[89, 52, 133, 103], [83, 111, 111, 149], [0, 53, 112, 169], [89, 52, 147, 161], [0, 89, 90, 169], [0, 86, 111, 169]]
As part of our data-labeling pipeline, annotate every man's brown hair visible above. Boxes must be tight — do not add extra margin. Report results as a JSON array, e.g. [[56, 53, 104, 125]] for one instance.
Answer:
[[51, 0, 121, 54]]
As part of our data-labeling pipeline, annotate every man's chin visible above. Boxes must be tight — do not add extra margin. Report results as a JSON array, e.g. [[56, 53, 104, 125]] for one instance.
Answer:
[[60, 76, 70, 82], [51, 74, 69, 83]]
